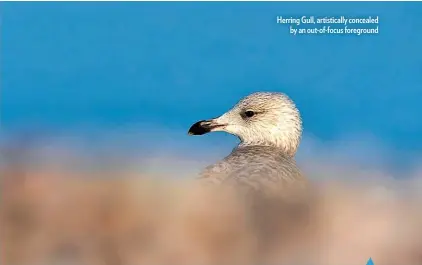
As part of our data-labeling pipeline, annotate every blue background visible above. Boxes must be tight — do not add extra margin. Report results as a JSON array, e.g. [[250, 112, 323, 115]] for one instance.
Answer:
[[2, 2, 422, 167]]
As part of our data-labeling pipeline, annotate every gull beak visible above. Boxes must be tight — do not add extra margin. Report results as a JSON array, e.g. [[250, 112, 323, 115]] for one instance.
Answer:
[[188, 119, 226, 135]]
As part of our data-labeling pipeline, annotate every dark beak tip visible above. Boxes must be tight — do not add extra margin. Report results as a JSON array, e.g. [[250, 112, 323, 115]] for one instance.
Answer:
[[188, 120, 210, 136]]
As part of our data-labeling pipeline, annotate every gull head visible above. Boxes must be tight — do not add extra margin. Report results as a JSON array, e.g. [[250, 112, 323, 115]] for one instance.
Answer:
[[188, 92, 303, 157]]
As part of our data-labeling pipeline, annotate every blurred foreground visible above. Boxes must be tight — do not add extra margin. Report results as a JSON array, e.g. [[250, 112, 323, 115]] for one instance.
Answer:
[[2, 137, 422, 265]]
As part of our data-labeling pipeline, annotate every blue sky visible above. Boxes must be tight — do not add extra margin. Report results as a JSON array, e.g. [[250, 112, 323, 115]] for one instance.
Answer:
[[1, 2, 422, 167]]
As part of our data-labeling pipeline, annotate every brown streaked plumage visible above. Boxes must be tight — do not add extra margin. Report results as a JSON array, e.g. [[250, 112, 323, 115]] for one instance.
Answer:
[[188, 92, 311, 257]]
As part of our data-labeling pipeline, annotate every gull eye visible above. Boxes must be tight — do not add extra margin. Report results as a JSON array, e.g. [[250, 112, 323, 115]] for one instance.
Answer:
[[244, 110, 255, 118]]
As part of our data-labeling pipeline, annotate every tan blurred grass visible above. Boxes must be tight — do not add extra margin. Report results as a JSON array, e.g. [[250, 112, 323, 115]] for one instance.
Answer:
[[1, 162, 422, 265]]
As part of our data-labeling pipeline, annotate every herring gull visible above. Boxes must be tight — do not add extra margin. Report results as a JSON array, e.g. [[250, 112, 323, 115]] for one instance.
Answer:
[[188, 91, 310, 250]]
